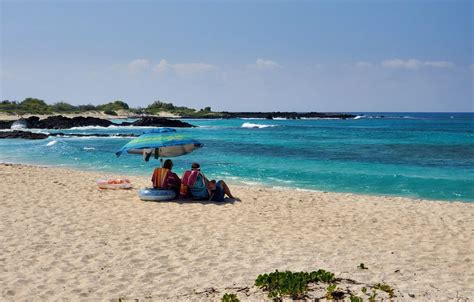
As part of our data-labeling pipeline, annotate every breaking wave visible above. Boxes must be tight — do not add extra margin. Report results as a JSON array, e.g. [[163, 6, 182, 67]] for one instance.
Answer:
[[241, 122, 276, 129]]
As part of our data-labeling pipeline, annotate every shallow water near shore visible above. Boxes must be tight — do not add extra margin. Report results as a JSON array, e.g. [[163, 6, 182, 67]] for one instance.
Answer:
[[0, 112, 473, 201]]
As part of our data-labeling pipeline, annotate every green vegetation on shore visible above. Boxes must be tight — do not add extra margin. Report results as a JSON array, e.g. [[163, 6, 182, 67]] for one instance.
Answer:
[[0, 98, 216, 117]]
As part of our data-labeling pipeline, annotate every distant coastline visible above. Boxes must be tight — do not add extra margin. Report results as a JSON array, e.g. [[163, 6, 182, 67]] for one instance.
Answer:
[[0, 98, 356, 120]]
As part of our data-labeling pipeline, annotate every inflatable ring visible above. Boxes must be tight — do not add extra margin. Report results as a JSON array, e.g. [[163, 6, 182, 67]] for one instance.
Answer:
[[138, 188, 176, 201], [97, 178, 132, 190]]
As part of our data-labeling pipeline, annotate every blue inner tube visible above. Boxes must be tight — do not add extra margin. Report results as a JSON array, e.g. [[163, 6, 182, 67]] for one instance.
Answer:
[[138, 188, 177, 201]]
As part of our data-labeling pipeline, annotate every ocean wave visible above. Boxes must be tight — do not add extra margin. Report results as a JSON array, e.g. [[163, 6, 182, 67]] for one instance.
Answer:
[[62, 135, 132, 139], [241, 122, 276, 129], [353, 115, 364, 120], [0, 128, 50, 134], [69, 125, 157, 130], [300, 117, 341, 120], [10, 120, 27, 130], [46, 140, 58, 147], [83, 147, 96, 150]]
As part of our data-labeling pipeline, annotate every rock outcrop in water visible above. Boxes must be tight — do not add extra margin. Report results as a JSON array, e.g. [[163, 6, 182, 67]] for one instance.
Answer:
[[0, 131, 137, 140], [122, 116, 195, 128], [0, 120, 14, 129], [23, 116, 113, 129], [0, 130, 49, 139], [0, 115, 195, 130]]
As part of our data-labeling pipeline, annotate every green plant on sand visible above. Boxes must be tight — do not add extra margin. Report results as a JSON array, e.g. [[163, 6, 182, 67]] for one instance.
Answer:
[[221, 293, 239, 302], [368, 289, 378, 302], [373, 282, 395, 298], [349, 294, 364, 302], [325, 284, 337, 300], [255, 269, 335, 299]]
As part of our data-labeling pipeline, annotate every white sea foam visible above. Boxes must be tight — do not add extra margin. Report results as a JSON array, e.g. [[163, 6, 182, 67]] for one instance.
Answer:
[[46, 140, 58, 147], [353, 115, 364, 120], [64, 135, 131, 140], [300, 117, 341, 120], [83, 147, 96, 150], [10, 120, 27, 130], [68, 124, 164, 130], [241, 122, 276, 129]]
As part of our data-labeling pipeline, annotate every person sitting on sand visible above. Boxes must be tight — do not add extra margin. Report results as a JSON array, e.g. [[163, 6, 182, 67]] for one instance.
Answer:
[[181, 162, 235, 201], [151, 159, 181, 196]]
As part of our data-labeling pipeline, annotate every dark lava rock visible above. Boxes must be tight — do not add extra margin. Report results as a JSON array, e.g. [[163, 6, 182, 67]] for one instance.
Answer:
[[0, 120, 13, 129], [0, 115, 113, 129], [23, 116, 40, 127], [0, 131, 48, 139], [1, 115, 195, 130], [129, 116, 195, 128], [0, 130, 137, 140], [32, 115, 113, 129]]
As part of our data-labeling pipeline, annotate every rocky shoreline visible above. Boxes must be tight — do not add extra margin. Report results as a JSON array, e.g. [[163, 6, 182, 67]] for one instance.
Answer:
[[0, 115, 195, 130], [0, 130, 138, 140]]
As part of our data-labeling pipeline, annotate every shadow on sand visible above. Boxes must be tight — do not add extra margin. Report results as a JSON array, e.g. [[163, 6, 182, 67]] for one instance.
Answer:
[[143, 197, 240, 205]]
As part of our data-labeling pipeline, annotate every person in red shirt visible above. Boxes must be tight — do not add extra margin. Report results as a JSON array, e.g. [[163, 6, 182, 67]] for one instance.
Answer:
[[151, 159, 181, 196]]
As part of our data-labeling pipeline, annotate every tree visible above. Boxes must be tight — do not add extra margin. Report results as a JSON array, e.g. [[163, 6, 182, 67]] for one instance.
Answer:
[[51, 102, 77, 112], [77, 104, 97, 111], [19, 98, 51, 114], [0, 100, 19, 112], [97, 100, 130, 112]]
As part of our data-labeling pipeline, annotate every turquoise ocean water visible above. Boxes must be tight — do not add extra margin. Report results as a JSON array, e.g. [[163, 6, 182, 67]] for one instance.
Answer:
[[0, 113, 473, 202]]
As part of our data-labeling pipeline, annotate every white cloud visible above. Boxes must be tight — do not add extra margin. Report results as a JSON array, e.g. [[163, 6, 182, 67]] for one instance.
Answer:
[[153, 59, 171, 73], [153, 59, 217, 75], [354, 61, 374, 68], [424, 61, 454, 68], [127, 58, 150, 74], [248, 58, 283, 70], [382, 58, 422, 70], [381, 58, 454, 70]]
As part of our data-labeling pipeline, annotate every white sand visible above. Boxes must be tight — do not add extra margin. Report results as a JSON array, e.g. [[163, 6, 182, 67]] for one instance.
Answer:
[[0, 164, 472, 301]]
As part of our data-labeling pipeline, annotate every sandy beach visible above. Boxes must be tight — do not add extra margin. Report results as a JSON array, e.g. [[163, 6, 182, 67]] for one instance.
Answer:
[[0, 163, 472, 301]]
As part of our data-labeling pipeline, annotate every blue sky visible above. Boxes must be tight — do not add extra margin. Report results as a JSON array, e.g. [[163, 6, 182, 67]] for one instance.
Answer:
[[1, 1, 473, 112]]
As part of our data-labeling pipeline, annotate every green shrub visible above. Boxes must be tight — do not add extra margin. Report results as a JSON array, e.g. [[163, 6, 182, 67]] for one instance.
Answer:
[[51, 101, 78, 113], [97, 100, 129, 112], [104, 110, 118, 116], [374, 283, 394, 298], [0, 100, 19, 112], [221, 293, 239, 302], [349, 294, 364, 302], [255, 269, 335, 299], [77, 104, 97, 111], [325, 284, 337, 300], [368, 289, 377, 302], [19, 98, 51, 114]]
